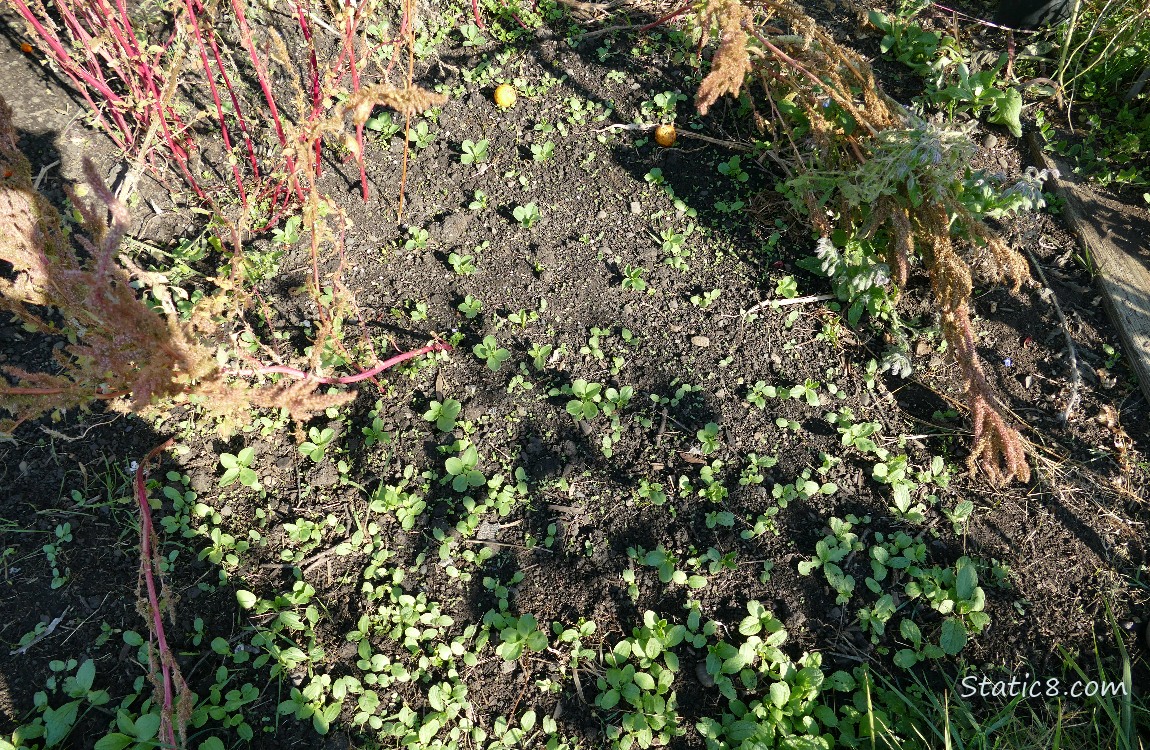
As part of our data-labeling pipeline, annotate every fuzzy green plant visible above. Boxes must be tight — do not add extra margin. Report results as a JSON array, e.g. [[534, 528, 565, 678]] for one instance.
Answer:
[[692, 0, 1035, 483]]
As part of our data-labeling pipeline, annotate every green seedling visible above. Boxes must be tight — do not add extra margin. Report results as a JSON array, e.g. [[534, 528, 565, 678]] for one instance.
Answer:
[[17, 659, 111, 748], [299, 427, 335, 463], [697, 422, 721, 454], [407, 121, 434, 149], [565, 379, 603, 420], [637, 479, 667, 506], [448, 252, 476, 275], [370, 472, 427, 530], [527, 342, 553, 370], [365, 110, 401, 138], [630, 545, 707, 589], [945, 499, 974, 535], [696, 461, 728, 503], [423, 398, 461, 432], [705, 511, 735, 529], [404, 227, 430, 251], [491, 613, 548, 661], [690, 289, 721, 308], [445, 444, 486, 492], [473, 335, 510, 371], [798, 516, 865, 604], [468, 189, 488, 211], [739, 453, 778, 485], [272, 215, 302, 245], [621, 265, 648, 291], [458, 295, 482, 319], [459, 21, 485, 46], [506, 309, 538, 329], [717, 155, 749, 182], [361, 410, 391, 449], [642, 90, 687, 121], [219, 447, 261, 490], [43, 522, 73, 589], [460, 138, 489, 165], [775, 274, 799, 299], [531, 141, 555, 162], [512, 202, 541, 228]]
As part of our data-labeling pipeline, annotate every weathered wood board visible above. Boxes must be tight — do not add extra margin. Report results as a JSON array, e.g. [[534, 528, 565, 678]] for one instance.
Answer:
[[1027, 134, 1150, 406]]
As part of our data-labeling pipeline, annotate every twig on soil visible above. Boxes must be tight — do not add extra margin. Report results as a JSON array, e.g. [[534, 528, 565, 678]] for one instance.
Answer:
[[32, 160, 59, 191], [593, 122, 755, 153], [655, 406, 668, 446], [9, 609, 69, 655], [745, 293, 835, 316], [259, 543, 350, 573], [1019, 244, 1082, 424], [577, 2, 692, 39], [461, 538, 553, 552]]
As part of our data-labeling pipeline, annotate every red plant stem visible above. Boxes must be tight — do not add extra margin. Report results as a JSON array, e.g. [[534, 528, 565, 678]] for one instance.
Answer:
[[295, 1, 323, 179], [9, 0, 131, 148], [197, 10, 263, 182], [344, 13, 369, 201], [104, 0, 204, 196], [472, 0, 485, 28], [230, 0, 305, 203], [227, 342, 452, 383], [744, 24, 880, 138], [183, 0, 247, 207], [134, 438, 178, 749], [639, 1, 691, 31]]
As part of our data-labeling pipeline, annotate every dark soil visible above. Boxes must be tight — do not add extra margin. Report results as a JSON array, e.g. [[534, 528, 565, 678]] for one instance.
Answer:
[[1, 1, 1148, 747]]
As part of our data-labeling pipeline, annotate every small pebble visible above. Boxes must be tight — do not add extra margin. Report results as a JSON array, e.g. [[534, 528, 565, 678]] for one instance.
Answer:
[[983, 133, 998, 149], [691, 335, 710, 348], [597, 210, 608, 220], [630, 201, 641, 214], [695, 661, 716, 687]]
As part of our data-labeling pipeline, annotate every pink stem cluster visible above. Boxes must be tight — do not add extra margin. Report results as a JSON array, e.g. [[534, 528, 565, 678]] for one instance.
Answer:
[[16, 0, 387, 214], [227, 341, 452, 383], [10, 0, 204, 198]]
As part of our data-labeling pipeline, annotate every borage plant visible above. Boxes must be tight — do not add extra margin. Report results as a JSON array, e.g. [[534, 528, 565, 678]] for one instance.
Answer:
[[691, 0, 1042, 483]]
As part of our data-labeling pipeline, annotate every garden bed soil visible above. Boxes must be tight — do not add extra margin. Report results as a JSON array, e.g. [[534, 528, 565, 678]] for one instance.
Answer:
[[1, 1, 1148, 747]]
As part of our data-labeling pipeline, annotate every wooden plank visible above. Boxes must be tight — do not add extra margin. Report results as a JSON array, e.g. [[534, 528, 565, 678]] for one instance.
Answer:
[[1027, 134, 1150, 405]]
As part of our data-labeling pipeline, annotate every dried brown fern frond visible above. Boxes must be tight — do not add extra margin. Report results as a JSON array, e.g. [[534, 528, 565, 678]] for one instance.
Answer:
[[343, 82, 449, 122], [919, 207, 1030, 485], [696, 0, 754, 115]]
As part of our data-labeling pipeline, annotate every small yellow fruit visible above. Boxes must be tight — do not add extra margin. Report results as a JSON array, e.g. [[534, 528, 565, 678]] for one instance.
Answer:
[[654, 124, 677, 147], [494, 84, 517, 109]]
